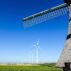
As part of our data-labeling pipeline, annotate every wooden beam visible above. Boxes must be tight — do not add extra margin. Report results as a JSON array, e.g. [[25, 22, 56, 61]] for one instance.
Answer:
[[63, 63, 71, 71]]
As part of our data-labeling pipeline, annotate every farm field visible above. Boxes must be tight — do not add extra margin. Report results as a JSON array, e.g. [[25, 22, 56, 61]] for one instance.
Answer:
[[0, 63, 63, 71]]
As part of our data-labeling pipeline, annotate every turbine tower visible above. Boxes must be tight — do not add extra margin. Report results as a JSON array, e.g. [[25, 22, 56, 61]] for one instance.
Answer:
[[22, 0, 70, 71]]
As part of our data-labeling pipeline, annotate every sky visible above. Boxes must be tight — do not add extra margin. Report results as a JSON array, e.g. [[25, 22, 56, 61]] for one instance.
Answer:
[[0, 0, 69, 63]]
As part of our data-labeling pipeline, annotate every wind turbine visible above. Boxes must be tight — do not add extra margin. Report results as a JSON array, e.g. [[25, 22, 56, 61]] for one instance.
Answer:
[[22, 0, 71, 71], [33, 40, 39, 64]]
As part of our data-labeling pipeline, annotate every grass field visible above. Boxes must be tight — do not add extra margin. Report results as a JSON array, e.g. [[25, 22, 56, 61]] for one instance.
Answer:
[[0, 63, 63, 71]]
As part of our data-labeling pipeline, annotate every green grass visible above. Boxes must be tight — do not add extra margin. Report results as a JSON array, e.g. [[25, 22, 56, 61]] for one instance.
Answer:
[[0, 63, 63, 71]]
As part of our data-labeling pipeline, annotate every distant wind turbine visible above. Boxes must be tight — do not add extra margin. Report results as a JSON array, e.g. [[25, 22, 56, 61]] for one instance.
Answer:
[[33, 40, 40, 64]]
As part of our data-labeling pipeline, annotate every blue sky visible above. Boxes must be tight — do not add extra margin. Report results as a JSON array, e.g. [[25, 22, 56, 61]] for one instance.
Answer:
[[0, 0, 69, 63]]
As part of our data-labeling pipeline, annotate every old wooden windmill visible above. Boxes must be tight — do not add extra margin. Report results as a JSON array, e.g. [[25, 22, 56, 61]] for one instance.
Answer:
[[22, 0, 71, 71]]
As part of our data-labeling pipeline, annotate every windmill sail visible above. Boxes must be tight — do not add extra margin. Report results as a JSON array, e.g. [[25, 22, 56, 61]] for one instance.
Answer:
[[23, 3, 68, 27]]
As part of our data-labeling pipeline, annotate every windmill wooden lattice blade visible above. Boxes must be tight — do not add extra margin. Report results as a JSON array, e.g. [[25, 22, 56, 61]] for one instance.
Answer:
[[23, 3, 68, 28]]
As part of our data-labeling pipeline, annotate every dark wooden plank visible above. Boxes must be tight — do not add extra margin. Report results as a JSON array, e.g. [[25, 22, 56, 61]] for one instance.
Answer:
[[63, 63, 71, 71]]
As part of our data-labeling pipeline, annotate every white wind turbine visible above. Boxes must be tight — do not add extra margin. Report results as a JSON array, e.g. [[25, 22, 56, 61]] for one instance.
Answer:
[[33, 40, 40, 64]]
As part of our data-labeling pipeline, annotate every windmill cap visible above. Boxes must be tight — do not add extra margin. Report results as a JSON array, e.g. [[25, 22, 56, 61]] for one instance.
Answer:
[[64, 0, 71, 5]]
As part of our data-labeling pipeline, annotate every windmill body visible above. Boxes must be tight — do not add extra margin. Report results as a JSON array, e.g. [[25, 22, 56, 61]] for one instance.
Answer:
[[56, 0, 71, 68]]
